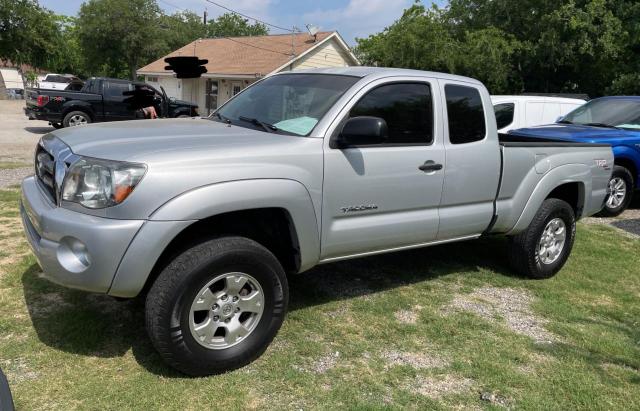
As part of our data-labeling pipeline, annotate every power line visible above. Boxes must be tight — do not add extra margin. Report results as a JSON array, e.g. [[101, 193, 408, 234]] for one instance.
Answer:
[[203, 0, 300, 33], [157, 0, 185, 11]]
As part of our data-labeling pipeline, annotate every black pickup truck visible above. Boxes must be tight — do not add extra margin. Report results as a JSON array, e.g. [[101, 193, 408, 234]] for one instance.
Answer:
[[25, 77, 199, 128]]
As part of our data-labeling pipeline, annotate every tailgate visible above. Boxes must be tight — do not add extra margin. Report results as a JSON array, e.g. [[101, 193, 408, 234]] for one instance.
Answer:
[[25, 88, 40, 107]]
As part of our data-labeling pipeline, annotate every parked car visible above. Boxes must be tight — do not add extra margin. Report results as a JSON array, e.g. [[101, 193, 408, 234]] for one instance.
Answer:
[[24, 77, 199, 128], [20, 67, 613, 376], [492, 95, 586, 133], [38, 73, 83, 91], [5, 88, 24, 100], [508, 96, 640, 216]]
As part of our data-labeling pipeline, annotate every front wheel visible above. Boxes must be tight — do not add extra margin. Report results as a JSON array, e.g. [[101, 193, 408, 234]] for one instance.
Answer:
[[145, 236, 288, 376], [596, 166, 634, 217], [508, 198, 576, 279]]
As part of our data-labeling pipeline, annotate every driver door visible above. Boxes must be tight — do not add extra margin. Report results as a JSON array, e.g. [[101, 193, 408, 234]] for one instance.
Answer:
[[320, 78, 445, 261]]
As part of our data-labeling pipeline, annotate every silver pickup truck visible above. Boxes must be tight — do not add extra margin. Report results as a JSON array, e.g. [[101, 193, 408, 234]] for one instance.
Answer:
[[20, 67, 612, 376]]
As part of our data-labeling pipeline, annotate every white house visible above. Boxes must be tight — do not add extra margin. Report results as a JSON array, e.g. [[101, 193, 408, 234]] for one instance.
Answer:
[[137, 31, 359, 115]]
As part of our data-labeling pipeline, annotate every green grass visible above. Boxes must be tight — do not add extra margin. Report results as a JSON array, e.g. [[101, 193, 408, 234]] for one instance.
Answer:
[[0, 187, 638, 410], [0, 162, 30, 170]]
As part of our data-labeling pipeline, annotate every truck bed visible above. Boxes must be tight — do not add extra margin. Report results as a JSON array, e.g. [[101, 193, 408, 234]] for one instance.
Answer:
[[490, 138, 613, 235]]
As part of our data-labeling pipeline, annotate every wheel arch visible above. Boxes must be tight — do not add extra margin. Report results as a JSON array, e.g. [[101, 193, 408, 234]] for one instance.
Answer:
[[612, 155, 638, 186], [507, 164, 590, 235], [108, 179, 320, 298], [61, 102, 95, 121]]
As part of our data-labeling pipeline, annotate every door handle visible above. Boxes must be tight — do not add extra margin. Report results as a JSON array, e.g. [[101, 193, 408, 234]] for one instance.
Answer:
[[418, 161, 443, 172]]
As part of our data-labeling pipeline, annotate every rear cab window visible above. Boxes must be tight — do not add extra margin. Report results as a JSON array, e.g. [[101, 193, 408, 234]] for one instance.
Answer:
[[494, 102, 515, 130], [445, 84, 486, 144]]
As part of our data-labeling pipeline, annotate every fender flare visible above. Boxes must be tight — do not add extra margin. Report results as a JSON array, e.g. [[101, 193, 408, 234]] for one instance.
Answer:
[[150, 178, 321, 271], [507, 164, 590, 234], [61, 101, 95, 120]]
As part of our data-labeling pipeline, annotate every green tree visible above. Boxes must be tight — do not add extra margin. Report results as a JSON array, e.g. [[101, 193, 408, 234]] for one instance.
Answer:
[[206, 13, 268, 38], [0, 0, 62, 68], [159, 10, 207, 53], [76, 0, 165, 79], [357, 0, 638, 96]]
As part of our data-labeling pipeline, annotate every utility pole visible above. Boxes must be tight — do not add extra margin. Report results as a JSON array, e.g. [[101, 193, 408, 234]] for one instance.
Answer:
[[203, 9, 207, 25]]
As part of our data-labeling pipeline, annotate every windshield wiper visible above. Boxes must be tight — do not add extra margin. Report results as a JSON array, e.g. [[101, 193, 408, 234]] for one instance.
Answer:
[[584, 122, 620, 129], [213, 112, 231, 124], [238, 116, 278, 133], [557, 119, 573, 124]]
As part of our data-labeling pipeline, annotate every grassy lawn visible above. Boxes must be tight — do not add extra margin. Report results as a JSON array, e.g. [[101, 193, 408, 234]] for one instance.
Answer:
[[0, 162, 31, 170], [0, 187, 638, 410]]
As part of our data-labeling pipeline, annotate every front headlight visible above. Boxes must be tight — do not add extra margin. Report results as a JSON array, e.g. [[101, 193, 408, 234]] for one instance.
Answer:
[[61, 157, 146, 209]]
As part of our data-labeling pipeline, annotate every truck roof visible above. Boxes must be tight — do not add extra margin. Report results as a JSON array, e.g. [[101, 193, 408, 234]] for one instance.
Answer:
[[278, 66, 483, 85]]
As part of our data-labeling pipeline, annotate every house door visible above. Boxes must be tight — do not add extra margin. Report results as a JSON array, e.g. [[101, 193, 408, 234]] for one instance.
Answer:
[[231, 81, 242, 97], [206, 79, 219, 115]]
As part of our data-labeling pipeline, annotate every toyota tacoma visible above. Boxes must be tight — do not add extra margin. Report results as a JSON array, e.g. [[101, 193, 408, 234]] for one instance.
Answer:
[[21, 67, 613, 376]]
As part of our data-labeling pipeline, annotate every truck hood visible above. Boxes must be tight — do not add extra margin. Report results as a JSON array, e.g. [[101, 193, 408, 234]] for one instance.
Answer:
[[52, 118, 296, 161], [509, 124, 640, 144]]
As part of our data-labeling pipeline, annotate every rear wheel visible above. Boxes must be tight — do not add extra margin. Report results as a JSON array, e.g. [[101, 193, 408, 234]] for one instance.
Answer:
[[596, 166, 634, 217], [145, 236, 288, 376], [63, 110, 91, 127], [508, 198, 576, 279]]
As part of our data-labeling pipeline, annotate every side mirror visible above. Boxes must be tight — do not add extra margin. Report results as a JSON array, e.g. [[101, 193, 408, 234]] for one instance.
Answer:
[[335, 116, 388, 148]]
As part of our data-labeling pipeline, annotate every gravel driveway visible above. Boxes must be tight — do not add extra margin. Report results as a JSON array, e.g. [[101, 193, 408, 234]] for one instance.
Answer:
[[0, 100, 51, 163], [0, 100, 52, 188]]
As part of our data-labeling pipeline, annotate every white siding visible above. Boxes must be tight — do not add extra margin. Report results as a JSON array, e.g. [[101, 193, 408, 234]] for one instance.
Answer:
[[0, 68, 23, 89], [292, 38, 353, 70]]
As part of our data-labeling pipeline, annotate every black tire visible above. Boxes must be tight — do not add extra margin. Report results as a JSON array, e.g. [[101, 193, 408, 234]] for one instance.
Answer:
[[596, 166, 634, 217], [51, 122, 63, 129], [145, 236, 288, 376], [176, 114, 190, 118], [0, 368, 15, 411], [508, 198, 576, 279], [63, 110, 91, 127]]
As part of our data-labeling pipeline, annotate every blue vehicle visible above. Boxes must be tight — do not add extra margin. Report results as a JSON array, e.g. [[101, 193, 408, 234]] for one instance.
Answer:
[[508, 96, 640, 216]]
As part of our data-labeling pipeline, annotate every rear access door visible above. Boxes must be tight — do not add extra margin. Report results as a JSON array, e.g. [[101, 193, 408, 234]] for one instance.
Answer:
[[436, 80, 501, 240], [321, 77, 446, 261]]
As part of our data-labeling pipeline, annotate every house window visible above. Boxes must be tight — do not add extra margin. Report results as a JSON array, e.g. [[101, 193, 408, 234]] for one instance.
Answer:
[[146, 76, 158, 83]]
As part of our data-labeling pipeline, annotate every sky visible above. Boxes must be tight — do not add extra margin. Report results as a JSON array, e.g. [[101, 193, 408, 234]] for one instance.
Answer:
[[38, 0, 445, 45]]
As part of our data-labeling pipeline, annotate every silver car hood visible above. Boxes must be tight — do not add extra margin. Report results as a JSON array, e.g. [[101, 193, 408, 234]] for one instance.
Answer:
[[53, 118, 294, 162]]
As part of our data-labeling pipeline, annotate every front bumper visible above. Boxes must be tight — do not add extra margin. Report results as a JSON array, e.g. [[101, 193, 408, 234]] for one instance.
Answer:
[[20, 176, 144, 293]]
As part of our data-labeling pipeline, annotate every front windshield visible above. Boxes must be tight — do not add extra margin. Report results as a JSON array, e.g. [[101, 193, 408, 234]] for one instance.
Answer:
[[213, 74, 360, 136], [561, 98, 640, 130]]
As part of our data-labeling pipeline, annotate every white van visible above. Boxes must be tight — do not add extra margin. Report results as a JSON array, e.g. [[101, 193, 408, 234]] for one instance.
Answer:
[[492, 95, 586, 133]]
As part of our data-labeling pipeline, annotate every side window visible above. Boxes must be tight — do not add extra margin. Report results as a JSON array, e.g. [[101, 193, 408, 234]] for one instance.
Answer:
[[104, 82, 131, 99], [494, 103, 515, 130], [349, 82, 433, 145], [445, 85, 486, 144]]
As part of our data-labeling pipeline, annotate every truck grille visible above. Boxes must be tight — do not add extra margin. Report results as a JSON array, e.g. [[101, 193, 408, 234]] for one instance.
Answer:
[[35, 145, 57, 203]]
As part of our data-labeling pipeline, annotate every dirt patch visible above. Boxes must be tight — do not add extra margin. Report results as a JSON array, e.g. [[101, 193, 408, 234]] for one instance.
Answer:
[[408, 375, 475, 399], [2, 357, 39, 383], [381, 349, 449, 369], [0, 167, 32, 189], [480, 391, 512, 408], [443, 287, 556, 344]]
